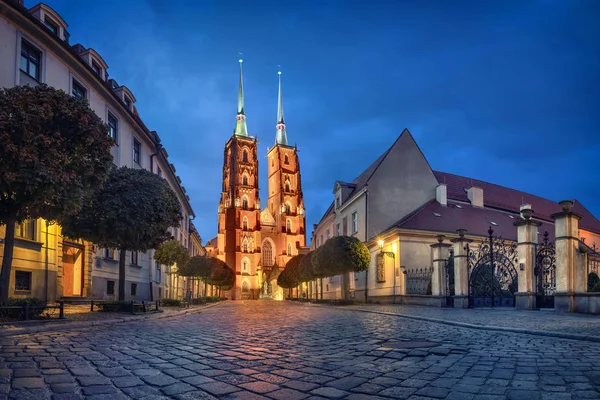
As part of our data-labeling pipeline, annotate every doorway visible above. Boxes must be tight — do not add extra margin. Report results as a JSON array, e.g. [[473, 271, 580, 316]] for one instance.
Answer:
[[63, 243, 84, 297]]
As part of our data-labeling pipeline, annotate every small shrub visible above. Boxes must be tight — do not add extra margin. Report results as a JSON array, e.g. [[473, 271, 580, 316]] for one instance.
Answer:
[[0, 298, 47, 320], [588, 272, 600, 291], [161, 299, 184, 307], [591, 282, 600, 293], [96, 301, 132, 312]]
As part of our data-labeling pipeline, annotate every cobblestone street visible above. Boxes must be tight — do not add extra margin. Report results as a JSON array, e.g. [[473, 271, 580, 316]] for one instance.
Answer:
[[2, 301, 600, 400]]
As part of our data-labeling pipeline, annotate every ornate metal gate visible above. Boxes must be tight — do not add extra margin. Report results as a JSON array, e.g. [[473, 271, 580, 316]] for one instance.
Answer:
[[467, 227, 519, 307], [445, 249, 455, 307], [535, 231, 556, 309]]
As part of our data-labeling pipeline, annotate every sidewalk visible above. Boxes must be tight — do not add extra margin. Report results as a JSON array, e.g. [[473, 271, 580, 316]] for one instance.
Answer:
[[318, 303, 600, 342], [0, 302, 222, 337]]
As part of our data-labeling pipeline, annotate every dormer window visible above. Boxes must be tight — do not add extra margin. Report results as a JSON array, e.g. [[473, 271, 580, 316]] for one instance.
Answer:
[[91, 60, 101, 77], [44, 17, 58, 36], [336, 196, 341, 208], [124, 96, 131, 110]]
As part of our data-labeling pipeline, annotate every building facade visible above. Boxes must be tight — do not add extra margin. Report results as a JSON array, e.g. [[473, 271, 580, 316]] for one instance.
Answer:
[[212, 63, 307, 300], [311, 129, 600, 310], [0, 0, 196, 302]]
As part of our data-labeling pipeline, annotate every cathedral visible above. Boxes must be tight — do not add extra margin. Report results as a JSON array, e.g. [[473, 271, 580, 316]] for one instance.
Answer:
[[209, 60, 307, 300]]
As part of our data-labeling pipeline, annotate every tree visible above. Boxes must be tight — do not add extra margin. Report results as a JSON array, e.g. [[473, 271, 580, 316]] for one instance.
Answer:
[[62, 167, 181, 301], [205, 258, 235, 297], [0, 85, 113, 302], [155, 239, 190, 298], [181, 255, 214, 296], [313, 236, 370, 300]]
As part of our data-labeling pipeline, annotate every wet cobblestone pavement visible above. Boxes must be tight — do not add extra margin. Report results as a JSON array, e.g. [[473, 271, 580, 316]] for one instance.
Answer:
[[344, 304, 600, 338], [2, 301, 600, 399]]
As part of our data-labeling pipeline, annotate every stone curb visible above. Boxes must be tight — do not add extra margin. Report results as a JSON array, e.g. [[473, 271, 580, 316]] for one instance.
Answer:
[[0, 302, 224, 338], [306, 303, 600, 344]]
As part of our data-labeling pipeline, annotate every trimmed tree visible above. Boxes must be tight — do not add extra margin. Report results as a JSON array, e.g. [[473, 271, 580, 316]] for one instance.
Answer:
[[155, 239, 190, 299], [62, 167, 181, 301], [0, 85, 113, 303], [181, 255, 215, 296], [313, 236, 370, 300]]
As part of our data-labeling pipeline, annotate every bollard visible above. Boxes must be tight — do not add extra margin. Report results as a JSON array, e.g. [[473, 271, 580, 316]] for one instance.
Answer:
[[90, 300, 94, 312], [155, 300, 159, 311], [59, 301, 65, 319], [142, 301, 146, 313], [130, 300, 135, 315], [23, 304, 29, 321]]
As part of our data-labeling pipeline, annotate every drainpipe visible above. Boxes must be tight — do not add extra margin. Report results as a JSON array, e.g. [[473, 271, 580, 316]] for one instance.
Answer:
[[148, 141, 163, 302], [45, 220, 49, 303], [365, 187, 369, 304]]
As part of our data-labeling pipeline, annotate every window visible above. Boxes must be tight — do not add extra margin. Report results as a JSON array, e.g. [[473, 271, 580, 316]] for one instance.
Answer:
[[336, 196, 341, 208], [286, 219, 291, 232], [243, 175, 249, 186], [242, 197, 248, 210], [285, 202, 291, 214], [342, 217, 348, 236], [336, 223, 341, 236], [156, 263, 162, 283], [320, 234, 323, 246], [15, 220, 35, 240], [131, 251, 138, 265], [242, 261, 248, 272], [20, 40, 41, 81], [287, 243, 292, 256], [242, 216, 248, 230], [242, 239, 248, 253], [157, 167, 163, 178], [262, 241, 273, 266], [242, 280, 249, 292], [131, 283, 137, 296], [108, 112, 118, 142], [44, 17, 59, 35], [124, 96, 131, 110], [15, 271, 31, 291], [242, 150, 248, 163], [104, 248, 115, 259], [72, 79, 86, 99], [326, 229, 330, 239], [91, 60, 101, 77], [133, 139, 141, 165], [284, 154, 289, 165], [107, 280, 115, 295], [285, 181, 291, 192], [352, 212, 358, 234]]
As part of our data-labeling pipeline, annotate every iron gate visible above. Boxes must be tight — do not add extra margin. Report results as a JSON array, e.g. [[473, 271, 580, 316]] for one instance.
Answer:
[[445, 249, 455, 307], [535, 231, 556, 309], [467, 227, 519, 307]]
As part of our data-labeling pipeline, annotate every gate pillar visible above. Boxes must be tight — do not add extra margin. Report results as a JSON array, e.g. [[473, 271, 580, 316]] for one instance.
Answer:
[[431, 235, 452, 303], [514, 207, 540, 310], [552, 200, 584, 313], [452, 229, 473, 308]]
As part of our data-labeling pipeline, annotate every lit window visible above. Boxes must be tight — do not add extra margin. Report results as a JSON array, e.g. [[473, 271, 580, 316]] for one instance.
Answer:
[[286, 219, 291, 232], [108, 112, 118, 143], [242, 197, 248, 210], [242, 239, 248, 253], [133, 139, 141, 165], [287, 243, 292, 256], [285, 202, 291, 214], [242, 217, 248, 230], [243, 261, 248, 272], [15, 271, 31, 291], [15, 220, 35, 240], [72, 79, 86, 99], [20, 40, 41, 81], [44, 17, 58, 36], [352, 212, 358, 234]]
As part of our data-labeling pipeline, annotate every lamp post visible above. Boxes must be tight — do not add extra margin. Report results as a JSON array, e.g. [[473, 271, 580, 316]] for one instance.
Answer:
[[378, 240, 396, 304]]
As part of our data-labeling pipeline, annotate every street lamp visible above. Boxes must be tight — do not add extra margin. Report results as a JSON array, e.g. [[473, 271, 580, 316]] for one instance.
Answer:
[[378, 240, 397, 304]]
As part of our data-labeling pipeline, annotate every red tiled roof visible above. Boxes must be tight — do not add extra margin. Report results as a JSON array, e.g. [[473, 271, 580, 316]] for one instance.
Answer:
[[434, 171, 600, 234], [395, 200, 555, 242]]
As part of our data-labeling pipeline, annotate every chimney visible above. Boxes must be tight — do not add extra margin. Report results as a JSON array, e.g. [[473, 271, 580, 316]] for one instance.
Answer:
[[467, 187, 484, 208], [436, 184, 447, 206]]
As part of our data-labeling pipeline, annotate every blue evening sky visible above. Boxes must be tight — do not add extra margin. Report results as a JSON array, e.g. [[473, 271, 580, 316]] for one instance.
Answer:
[[38, 0, 599, 243]]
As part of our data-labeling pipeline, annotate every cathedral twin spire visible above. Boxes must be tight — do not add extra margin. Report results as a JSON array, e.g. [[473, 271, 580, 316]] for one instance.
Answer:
[[233, 60, 288, 145]]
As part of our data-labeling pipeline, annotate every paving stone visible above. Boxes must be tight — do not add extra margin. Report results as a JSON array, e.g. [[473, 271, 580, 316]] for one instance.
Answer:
[[197, 381, 240, 396], [174, 391, 218, 400], [283, 380, 320, 392], [11, 377, 45, 389], [325, 376, 367, 390], [44, 375, 74, 384], [378, 386, 418, 398], [80, 385, 118, 395], [309, 387, 348, 399], [111, 376, 145, 388], [140, 373, 179, 387], [76, 376, 110, 386], [161, 382, 196, 395], [239, 381, 280, 394], [266, 388, 309, 400], [50, 384, 78, 394]]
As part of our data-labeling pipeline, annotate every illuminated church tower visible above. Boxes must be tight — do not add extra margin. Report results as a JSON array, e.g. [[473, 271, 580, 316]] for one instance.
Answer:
[[217, 63, 306, 300]]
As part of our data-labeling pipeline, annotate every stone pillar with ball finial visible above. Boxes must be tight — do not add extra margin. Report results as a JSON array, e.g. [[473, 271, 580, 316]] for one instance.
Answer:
[[451, 229, 472, 308], [431, 234, 452, 304], [513, 204, 541, 310]]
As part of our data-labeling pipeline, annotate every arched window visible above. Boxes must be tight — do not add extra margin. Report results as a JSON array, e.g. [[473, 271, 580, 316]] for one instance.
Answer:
[[285, 180, 291, 192], [286, 202, 291, 214], [242, 175, 249, 186], [242, 216, 248, 230], [262, 240, 273, 266], [286, 219, 291, 232], [242, 149, 248, 163], [284, 154, 289, 165], [287, 243, 292, 256], [242, 196, 248, 210], [242, 238, 248, 253], [242, 280, 249, 292], [242, 260, 248, 272]]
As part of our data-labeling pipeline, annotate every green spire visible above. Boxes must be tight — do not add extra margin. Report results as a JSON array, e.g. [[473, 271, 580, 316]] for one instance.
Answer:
[[234, 59, 248, 136], [275, 70, 288, 145]]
